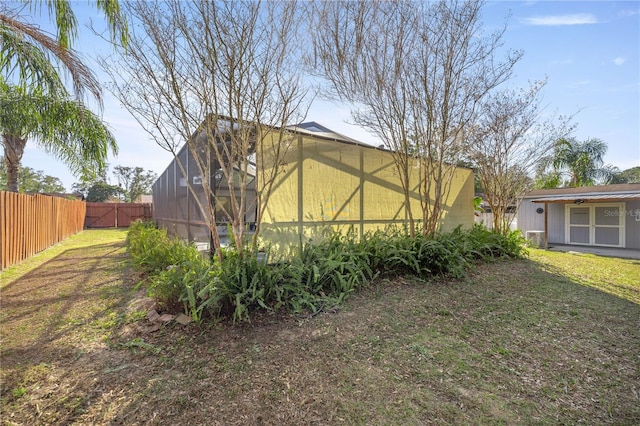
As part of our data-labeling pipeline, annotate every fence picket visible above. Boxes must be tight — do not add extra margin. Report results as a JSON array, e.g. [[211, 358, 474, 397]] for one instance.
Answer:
[[0, 192, 86, 270]]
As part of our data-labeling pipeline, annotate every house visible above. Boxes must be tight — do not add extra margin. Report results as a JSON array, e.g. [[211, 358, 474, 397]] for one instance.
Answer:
[[517, 184, 640, 249], [152, 121, 475, 250]]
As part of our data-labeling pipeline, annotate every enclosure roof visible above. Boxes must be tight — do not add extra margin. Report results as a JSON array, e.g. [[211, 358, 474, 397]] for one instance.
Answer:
[[171, 118, 472, 172], [288, 121, 384, 149], [524, 184, 640, 203]]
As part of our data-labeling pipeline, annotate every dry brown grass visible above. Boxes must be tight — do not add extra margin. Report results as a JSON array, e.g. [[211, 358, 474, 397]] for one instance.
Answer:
[[1, 230, 639, 425]]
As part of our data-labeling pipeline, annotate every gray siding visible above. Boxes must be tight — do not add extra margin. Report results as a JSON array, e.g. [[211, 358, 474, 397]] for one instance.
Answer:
[[625, 200, 640, 249], [518, 199, 640, 249], [548, 203, 565, 244], [516, 200, 564, 243], [516, 199, 545, 234]]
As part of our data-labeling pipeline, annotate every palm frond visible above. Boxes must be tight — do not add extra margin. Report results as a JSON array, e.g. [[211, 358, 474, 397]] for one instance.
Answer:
[[1, 84, 117, 177], [0, 13, 102, 103], [37, 98, 118, 175], [96, 0, 129, 47], [41, 0, 78, 49]]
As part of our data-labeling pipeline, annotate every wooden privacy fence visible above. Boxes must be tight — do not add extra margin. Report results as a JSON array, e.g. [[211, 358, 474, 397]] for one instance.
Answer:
[[0, 192, 86, 270], [85, 203, 152, 228]]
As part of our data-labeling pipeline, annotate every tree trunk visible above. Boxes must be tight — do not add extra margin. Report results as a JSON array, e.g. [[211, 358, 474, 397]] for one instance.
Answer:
[[3, 134, 27, 192]]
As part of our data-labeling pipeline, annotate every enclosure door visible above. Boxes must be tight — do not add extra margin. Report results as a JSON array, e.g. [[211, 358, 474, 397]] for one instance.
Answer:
[[565, 203, 625, 247]]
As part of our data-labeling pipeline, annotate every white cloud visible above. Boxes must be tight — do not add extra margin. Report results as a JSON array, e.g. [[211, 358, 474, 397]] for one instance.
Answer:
[[522, 14, 599, 26], [613, 57, 626, 66], [619, 9, 640, 18]]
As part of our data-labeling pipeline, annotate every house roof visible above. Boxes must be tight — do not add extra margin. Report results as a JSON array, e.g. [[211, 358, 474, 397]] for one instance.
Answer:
[[524, 184, 640, 203], [26, 192, 85, 200]]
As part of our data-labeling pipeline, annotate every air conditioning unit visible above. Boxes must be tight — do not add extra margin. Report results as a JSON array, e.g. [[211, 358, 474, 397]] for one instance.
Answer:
[[525, 230, 545, 248]]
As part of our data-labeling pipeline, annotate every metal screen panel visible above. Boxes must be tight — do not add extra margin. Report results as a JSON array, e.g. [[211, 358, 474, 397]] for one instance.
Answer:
[[152, 143, 257, 247], [259, 133, 474, 251]]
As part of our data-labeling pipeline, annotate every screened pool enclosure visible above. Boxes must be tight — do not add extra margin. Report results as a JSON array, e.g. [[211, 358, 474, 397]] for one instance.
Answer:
[[152, 121, 475, 251], [152, 133, 257, 251]]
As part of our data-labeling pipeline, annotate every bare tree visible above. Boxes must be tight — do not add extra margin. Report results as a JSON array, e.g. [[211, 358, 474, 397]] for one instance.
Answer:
[[311, 1, 420, 235], [465, 81, 574, 234], [103, 1, 309, 256], [408, 1, 522, 235], [311, 0, 522, 236]]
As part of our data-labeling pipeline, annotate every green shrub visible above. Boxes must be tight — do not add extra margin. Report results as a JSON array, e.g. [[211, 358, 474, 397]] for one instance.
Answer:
[[465, 224, 528, 259], [126, 220, 527, 324], [209, 231, 374, 322], [213, 248, 274, 322], [147, 242, 208, 311], [127, 220, 217, 318], [126, 220, 173, 273], [178, 259, 222, 322], [363, 224, 526, 280], [279, 230, 374, 313]]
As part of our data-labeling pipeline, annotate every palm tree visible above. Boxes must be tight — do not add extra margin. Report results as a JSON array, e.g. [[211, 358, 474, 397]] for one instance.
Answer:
[[1, 0, 127, 102], [0, 1, 127, 192], [538, 137, 617, 187], [1, 83, 117, 192]]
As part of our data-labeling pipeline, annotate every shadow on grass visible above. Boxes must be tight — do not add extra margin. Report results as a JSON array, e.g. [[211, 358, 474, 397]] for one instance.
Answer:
[[0, 239, 146, 422], [1, 249, 639, 424]]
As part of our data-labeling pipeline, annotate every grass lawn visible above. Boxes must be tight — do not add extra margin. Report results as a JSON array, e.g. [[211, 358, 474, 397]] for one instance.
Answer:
[[528, 248, 640, 305], [1, 230, 638, 424]]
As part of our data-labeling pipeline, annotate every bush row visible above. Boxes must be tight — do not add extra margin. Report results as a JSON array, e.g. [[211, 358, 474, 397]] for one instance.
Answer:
[[126, 221, 526, 323]]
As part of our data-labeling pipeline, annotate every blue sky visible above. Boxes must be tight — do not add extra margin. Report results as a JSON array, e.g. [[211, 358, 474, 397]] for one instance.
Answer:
[[14, 0, 640, 190]]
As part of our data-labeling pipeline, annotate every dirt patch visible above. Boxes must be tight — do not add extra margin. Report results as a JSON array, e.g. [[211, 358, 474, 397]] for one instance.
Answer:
[[2, 232, 639, 424]]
